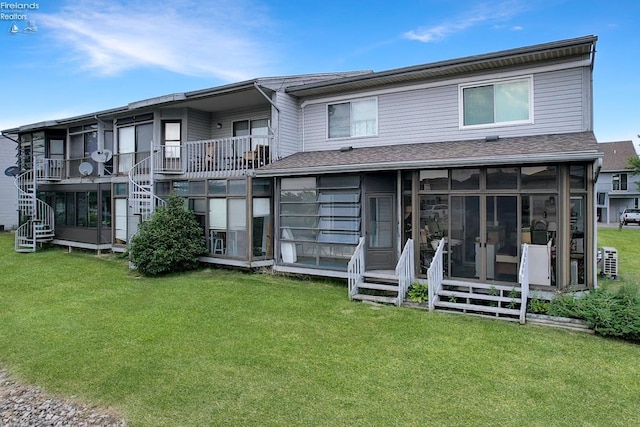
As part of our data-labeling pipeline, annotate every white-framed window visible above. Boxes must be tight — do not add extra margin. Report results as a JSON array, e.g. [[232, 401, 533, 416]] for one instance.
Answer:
[[459, 77, 532, 128], [327, 98, 377, 139], [612, 173, 628, 191]]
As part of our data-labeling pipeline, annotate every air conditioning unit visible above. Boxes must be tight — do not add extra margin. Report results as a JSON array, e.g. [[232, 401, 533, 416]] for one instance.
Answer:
[[599, 247, 618, 279]]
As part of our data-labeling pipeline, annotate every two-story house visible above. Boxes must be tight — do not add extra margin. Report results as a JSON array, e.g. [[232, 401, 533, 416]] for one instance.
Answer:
[[2, 35, 603, 318], [595, 141, 640, 224]]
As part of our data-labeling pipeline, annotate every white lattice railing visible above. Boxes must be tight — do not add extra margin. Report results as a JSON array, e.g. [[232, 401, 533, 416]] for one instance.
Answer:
[[428, 238, 446, 311], [395, 238, 415, 306], [518, 243, 530, 324], [347, 237, 365, 300]]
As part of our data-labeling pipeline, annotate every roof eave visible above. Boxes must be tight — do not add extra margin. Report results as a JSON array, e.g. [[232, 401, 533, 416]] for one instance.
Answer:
[[257, 150, 603, 177]]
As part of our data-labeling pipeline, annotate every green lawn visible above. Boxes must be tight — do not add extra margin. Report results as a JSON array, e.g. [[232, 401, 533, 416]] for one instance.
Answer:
[[1, 232, 640, 426]]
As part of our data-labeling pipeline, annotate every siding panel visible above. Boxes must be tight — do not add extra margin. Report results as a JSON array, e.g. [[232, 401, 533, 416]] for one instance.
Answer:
[[302, 67, 590, 152]]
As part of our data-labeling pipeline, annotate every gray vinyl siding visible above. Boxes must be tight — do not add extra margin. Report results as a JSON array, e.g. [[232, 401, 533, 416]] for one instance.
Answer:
[[0, 137, 18, 229], [210, 106, 271, 140], [186, 109, 212, 141], [275, 92, 300, 159], [301, 67, 591, 152]]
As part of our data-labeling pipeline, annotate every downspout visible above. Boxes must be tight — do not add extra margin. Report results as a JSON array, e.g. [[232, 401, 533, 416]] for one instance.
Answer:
[[253, 82, 280, 160], [593, 157, 603, 289]]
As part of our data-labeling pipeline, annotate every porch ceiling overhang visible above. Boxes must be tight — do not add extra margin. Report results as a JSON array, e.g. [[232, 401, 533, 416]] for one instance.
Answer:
[[257, 132, 603, 177], [286, 36, 597, 98], [1, 80, 275, 135]]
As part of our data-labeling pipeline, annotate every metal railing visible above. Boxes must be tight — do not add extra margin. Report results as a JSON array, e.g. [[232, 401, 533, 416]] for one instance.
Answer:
[[14, 165, 55, 252], [347, 237, 365, 300], [128, 154, 166, 221], [395, 238, 414, 306], [154, 135, 272, 177], [427, 238, 446, 311], [518, 243, 530, 324]]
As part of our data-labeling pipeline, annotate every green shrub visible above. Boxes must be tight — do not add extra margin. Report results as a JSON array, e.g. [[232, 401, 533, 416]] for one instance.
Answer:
[[407, 282, 429, 303], [546, 286, 640, 342], [547, 293, 581, 318], [577, 286, 640, 342], [128, 193, 207, 276], [527, 293, 550, 314]]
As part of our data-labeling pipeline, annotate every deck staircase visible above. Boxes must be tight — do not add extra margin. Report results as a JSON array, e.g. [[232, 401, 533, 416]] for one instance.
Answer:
[[128, 153, 166, 222], [431, 280, 525, 322], [351, 271, 402, 305], [13, 168, 55, 253]]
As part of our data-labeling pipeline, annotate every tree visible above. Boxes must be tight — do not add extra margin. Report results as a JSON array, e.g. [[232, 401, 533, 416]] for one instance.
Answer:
[[627, 156, 640, 191], [128, 193, 207, 276]]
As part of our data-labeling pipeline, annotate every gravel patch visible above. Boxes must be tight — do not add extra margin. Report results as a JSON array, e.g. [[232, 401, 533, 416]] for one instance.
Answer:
[[1, 367, 127, 426]]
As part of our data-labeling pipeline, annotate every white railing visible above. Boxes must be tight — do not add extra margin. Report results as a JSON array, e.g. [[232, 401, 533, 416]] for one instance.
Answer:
[[154, 135, 272, 177], [128, 155, 165, 222], [518, 243, 530, 324], [428, 238, 446, 311], [347, 237, 365, 300], [395, 238, 414, 306], [35, 158, 64, 181], [14, 165, 55, 252]]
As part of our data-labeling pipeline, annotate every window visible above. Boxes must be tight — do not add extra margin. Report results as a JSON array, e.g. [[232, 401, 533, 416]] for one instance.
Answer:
[[460, 77, 531, 127], [162, 121, 181, 170], [233, 119, 270, 151], [328, 98, 377, 138], [117, 116, 153, 173], [612, 173, 628, 191]]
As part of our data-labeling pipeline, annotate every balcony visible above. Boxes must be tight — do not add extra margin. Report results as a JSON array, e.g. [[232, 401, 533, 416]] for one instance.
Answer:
[[156, 135, 272, 178]]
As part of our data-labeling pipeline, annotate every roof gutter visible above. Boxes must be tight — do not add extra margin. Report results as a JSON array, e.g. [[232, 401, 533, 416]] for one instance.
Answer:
[[257, 150, 602, 177]]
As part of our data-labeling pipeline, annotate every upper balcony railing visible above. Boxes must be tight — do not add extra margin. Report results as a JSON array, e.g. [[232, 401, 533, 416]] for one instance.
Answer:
[[30, 134, 272, 180], [156, 135, 272, 177]]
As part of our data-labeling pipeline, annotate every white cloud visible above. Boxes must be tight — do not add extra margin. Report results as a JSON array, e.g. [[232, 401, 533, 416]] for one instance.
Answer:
[[403, 1, 528, 43], [38, 0, 276, 81]]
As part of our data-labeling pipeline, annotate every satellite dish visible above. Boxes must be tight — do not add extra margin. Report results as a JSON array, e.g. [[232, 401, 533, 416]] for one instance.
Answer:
[[4, 166, 20, 177], [78, 162, 94, 176], [90, 149, 113, 163]]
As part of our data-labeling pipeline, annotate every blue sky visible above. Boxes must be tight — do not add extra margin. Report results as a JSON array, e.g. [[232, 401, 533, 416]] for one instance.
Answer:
[[1, 0, 639, 148]]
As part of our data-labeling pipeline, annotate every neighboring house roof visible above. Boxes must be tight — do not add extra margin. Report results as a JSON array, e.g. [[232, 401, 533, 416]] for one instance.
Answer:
[[598, 140, 638, 171], [286, 35, 597, 98], [257, 132, 601, 177]]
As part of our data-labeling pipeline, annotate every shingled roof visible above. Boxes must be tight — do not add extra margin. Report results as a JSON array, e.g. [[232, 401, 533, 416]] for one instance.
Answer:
[[258, 132, 602, 177], [598, 140, 638, 171]]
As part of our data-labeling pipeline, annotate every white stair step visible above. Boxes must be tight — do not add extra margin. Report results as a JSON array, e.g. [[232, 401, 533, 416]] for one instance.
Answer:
[[352, 294, 398, 305], [438, 290, 521, 304], [358, 282, 399, 292], [434, 301, 521, 316], [442, 280, 520, 293]]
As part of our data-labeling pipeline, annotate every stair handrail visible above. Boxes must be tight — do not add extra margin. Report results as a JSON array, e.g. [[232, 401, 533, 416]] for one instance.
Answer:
[[347, 237, 365, 300], [128, 153, 166, 221], [518, 243, 530, 324], [395, 238, 414, 306], [13, 162, 55, 252], [427, 238, 446, 311]]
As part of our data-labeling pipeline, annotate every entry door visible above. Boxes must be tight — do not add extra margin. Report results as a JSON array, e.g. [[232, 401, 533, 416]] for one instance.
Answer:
[[450, 195, 518, 282], [366, 194, 396, 270]]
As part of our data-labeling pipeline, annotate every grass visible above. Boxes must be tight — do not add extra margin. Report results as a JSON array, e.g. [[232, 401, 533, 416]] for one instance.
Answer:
[[598, 225, 640, 288], [1, 232, 640, 426]]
